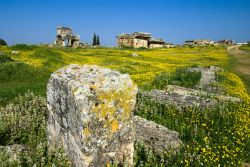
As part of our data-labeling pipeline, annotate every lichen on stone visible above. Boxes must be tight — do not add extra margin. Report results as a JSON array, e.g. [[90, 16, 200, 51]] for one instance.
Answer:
[[47, 64, 137, 166]]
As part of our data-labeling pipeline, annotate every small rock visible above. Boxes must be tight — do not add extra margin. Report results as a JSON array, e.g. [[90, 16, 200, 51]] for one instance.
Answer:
[[131, 53, 139, 57], [11, 51, 20, 54]]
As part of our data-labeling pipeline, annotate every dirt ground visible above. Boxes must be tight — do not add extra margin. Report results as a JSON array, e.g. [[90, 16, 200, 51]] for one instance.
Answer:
[[227, 46, 250, 92]]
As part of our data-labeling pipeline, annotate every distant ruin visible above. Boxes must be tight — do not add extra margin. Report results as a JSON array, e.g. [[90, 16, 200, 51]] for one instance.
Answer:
[[217, 39, 235, 45], [116, 32, 173, 48], [54, 26, 80, 48], [185, 39, 215, 46]]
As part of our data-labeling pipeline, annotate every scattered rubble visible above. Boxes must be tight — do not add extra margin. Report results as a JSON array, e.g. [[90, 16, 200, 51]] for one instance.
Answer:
[[142, 66, 241, 109]]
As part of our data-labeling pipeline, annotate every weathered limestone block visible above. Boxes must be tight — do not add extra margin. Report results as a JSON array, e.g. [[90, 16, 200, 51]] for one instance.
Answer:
[[47, 64, 138, 167], [133, 116, 182, 153]]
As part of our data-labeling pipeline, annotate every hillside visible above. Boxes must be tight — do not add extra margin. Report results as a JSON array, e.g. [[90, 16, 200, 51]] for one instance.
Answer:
[[0, 45, 249, 166]]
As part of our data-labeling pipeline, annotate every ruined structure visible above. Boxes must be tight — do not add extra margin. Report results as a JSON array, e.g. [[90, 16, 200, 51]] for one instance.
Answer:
[[116, 32, 151, 48], [54, 26, 80, 47], [47, 64, 137, 167], [218, 39, 235, 45], [117, 32, 172, 48], [185, 40, 215, 46], [148, 38, 166, 48]]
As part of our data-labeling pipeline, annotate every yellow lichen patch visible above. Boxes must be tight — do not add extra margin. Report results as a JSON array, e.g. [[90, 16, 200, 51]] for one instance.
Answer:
[[111, 120, 119, 133], [82, 155, 93, 165], [83, 127, 91, 139], [90, 84, 136, 136]]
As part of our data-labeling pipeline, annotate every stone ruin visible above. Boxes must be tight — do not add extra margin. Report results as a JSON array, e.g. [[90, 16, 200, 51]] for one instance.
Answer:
[[142, 66, 241, 110], [54, 26, 80, 48], [116, 32, 173, 48], [185, 39, 215, 46], [47, 64, 181, 166]]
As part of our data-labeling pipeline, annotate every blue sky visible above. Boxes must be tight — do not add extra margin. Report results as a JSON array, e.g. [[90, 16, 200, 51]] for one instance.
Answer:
[[0, 0, 250, 46]]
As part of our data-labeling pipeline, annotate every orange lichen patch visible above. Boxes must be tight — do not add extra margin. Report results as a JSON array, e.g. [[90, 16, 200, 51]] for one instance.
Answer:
[[111, 120, 119, 133]]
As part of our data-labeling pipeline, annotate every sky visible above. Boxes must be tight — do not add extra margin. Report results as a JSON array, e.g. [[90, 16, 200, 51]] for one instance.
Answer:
[[0, 0, 250, 46]]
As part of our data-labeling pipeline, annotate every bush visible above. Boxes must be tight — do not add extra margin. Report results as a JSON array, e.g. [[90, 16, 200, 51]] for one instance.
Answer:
[[0, 92, 70, 166], [0, 39, 7, 46], [0, 54, 14, 63]]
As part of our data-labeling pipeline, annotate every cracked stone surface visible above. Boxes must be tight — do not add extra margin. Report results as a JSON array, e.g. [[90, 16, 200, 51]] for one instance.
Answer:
[[133, 116, 182, 153], [47, 64, 138, 167]]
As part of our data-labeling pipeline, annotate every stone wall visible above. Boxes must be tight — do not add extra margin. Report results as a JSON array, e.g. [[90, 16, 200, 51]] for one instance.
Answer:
[[47, 64, 138, 167], [149, 43, 164, 48], [133, 38, 148, 48]]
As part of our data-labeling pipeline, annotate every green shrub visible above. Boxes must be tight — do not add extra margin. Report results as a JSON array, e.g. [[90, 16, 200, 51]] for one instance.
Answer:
[[0, 39, 7, 46], [0, 54, 14, 63], [0, 92, 70, 166]]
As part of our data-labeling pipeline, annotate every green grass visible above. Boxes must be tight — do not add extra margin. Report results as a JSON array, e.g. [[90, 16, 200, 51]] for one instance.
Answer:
[[0, 62, 49, 106], [148, 67, 202, 90]]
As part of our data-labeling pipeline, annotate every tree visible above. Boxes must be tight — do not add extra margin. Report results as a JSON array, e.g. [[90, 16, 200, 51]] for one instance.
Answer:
[[0, 39, 7, 46], [92, 33, 96, 46], [96, 35, 100, 46]]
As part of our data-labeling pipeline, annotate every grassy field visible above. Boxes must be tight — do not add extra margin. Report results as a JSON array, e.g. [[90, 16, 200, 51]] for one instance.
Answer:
[[0, 45, 228, 105], [0, 45, 249, 166]]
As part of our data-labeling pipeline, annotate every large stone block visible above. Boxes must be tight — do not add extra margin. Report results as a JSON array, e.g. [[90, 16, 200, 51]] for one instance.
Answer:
[[133, 116, 182, 153], [47, 64, 138, 167]]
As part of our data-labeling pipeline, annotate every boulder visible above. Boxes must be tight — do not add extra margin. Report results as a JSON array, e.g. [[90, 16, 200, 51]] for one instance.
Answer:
[[47, 64, 138, 167]]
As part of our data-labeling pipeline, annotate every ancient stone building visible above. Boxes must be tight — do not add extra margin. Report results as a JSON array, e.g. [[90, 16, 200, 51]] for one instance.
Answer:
[[116, 32, 171, 48], [54, 26, 80, 47], [116, 32, 151, 48]]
